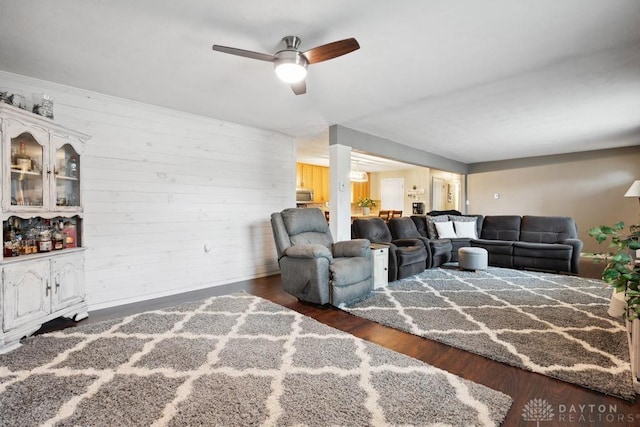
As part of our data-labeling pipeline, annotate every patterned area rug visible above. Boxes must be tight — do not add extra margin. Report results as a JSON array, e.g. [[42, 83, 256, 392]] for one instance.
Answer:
[[0, 293, 512, 426], [344, 266, 636, 401]]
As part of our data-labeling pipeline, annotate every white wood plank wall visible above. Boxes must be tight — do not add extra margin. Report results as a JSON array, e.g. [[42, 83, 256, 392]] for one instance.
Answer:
[[0, 71, 295, 310]]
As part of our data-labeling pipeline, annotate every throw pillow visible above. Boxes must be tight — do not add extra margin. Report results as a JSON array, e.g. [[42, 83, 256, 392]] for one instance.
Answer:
[[454, 220, 477, 239], [435, 221, 457, 239], [426, 215, 449, 239], [449, 215, 477, 223]]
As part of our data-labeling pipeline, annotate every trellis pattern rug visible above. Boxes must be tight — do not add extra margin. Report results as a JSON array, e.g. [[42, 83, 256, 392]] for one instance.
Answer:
[[344, 266, 636, 401], [0, 293, 512, 426]]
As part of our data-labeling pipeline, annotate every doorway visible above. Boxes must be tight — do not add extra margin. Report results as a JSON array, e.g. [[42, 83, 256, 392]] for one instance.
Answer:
[[432, 176, 461, 212], [432, 177, 446, 211]]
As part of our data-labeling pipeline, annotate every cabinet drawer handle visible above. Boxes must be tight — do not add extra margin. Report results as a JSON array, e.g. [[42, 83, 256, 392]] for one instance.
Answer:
[[45, 280, 51, 296]]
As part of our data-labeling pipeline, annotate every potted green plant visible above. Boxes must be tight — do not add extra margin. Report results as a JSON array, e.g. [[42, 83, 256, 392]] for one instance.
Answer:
[[588, 222, 640, 319], [357, 198, 376, 216]]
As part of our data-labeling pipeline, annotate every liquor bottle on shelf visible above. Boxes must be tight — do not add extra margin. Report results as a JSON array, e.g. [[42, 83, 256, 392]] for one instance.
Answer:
[[10, 145, 17, 165], [69, 155, 78, 178], [53, 220, 64, 250], [63, 220, 77, 248], [38, 219, 52, 252], [3, 221, 18, 257], [24, 227, 37, 255], [12, 217, 22, 245]]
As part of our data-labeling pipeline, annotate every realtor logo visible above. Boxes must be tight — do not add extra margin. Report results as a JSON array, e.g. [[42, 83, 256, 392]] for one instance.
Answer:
[[522, 398, 555, 426]]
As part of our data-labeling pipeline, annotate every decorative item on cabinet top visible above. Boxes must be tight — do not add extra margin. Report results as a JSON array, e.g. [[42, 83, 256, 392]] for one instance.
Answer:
[[32, 93, 54, 119], [0, 91, 55, 118], [0, 89, 27, 110], [0, 101, 89, 140]]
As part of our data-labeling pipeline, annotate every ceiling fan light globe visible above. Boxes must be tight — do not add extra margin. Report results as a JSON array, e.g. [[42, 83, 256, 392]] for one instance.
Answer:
[[275, 63, 307, 83], [274, 51, 308, 83]]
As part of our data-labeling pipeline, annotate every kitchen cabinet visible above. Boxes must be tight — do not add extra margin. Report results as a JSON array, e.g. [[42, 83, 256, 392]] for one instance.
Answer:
[[296, 163, 315, 190], [312, 165, 326, 202], [351, 177, 370, 203], [0, 102, 90, 353], [296, 162, 330, 202], [296, 162, 371, 204], [320, 167, 330, 202]]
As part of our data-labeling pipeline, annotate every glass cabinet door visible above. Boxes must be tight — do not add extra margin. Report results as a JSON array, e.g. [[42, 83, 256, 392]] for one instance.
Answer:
[[55, 144, 80, 207], [10, 132, 44, 207]]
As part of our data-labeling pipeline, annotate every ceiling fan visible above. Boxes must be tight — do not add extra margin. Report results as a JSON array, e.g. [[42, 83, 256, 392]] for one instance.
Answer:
[[212, 36, 360, 95]]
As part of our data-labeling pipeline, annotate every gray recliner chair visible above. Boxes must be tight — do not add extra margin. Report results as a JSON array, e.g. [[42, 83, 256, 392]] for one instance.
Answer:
[[270, 208, 373, 306], [352, 217, 428, 281]]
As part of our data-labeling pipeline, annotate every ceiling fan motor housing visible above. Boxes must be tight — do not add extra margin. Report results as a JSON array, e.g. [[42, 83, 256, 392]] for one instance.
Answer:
[[281, 35, 302, 49]]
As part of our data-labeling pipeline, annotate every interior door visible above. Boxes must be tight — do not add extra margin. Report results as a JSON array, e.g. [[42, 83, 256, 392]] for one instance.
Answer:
[[432, 177, 445, 211], [381, 178, 404, 210]]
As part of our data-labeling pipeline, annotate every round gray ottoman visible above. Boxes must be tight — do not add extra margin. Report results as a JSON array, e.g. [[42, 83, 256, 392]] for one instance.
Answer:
[[458, 247, 488, 271]]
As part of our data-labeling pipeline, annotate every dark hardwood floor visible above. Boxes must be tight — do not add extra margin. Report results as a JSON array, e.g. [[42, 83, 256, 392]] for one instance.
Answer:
[[39, 259, 640, 426]]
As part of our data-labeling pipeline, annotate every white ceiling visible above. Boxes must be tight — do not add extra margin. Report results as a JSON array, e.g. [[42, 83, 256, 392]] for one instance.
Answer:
[[1, 1, 639, 171]]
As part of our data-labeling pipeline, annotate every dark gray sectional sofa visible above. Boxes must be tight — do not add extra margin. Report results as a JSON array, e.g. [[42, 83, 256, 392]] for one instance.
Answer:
[[409, 214, 583, 274]]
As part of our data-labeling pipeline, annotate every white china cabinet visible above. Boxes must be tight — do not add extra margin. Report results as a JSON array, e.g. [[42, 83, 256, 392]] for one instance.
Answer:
[[0, 102, 90, 353]]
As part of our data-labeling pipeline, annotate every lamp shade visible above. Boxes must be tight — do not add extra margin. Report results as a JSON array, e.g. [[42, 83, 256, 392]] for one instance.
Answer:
[[349, 170, 368, 182], [624, 180, 640, 197], [274, 51, 308, 83]]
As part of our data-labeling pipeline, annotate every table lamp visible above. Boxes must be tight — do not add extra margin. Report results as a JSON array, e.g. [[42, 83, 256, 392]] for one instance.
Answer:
[[625, 180, 640, 209], [626, 181, 640, 240]]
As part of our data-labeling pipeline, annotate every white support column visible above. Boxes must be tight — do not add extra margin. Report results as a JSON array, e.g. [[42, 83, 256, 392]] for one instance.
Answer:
[[329, 144, 352, 241]]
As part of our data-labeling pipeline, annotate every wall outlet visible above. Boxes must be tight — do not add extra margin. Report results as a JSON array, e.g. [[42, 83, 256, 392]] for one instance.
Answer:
[[493, 193, 500, 200]]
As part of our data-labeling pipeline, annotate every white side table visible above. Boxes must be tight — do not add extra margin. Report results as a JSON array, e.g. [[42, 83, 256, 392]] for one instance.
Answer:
[[370, 244, 389, 289]]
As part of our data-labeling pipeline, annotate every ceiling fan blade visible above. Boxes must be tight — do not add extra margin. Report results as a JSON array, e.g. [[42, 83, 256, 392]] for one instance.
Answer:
[[291, 80, 306, 95], [303, 38, 360, 64], [212, 45, 276, 62]]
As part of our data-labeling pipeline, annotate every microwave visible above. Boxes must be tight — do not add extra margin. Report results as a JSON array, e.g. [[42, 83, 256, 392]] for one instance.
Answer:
[[296, 189, 314, 203]]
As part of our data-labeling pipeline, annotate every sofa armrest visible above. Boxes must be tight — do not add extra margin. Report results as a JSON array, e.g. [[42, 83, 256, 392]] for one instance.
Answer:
[[284, 244, 333, 262], [392, 238, 425, 248], [560, 238, 583, 251], [333, 239, 371, 258], [561, 238, 583, 274]]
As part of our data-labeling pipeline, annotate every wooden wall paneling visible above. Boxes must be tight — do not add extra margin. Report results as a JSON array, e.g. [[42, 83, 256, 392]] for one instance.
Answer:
[[0, 71, 296, 310]]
